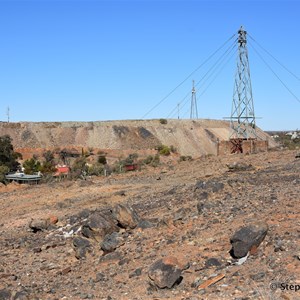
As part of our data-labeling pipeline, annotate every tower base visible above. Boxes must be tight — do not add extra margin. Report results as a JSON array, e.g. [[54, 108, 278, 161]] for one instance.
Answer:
[[218, 138, 268, 155]]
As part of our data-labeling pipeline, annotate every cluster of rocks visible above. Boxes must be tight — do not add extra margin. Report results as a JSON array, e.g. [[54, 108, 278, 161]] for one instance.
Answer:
[[0, 150, 299, 299]]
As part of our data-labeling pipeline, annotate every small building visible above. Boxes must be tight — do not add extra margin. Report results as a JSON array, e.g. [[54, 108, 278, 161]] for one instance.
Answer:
[[53, 165, 70, 177], [5, 173, 42, 184], [124, 163, 138, 172]]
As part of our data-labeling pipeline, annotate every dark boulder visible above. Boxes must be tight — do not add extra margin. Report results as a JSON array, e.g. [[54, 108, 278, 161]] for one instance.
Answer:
[[0, 289, 11, 300], [227, 162, 254, 172], [81, 211, 119, 241], [73, 237, 92, 260], [100, 232, 124, 252], [148, 256, 183, 289], [73, 237, 91, 249], [137, 219, 154, 229], [230, 222, 268, 258], [194, 181, 224, 193], [205, 257, 222, 268]]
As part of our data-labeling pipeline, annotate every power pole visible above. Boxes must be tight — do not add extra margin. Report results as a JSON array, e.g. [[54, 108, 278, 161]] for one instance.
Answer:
[[6, 106, 10, 123], [190, 80, 198, 119], [230, 26, 256, 139]]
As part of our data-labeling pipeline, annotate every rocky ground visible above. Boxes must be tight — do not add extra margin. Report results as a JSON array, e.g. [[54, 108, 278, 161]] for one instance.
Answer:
[[0, 149, 299, 300]]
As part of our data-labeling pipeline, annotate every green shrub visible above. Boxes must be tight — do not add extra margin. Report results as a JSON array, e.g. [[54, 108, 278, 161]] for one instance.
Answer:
[[23, 158, 41, 174], [159, 118, 168, 125], [40, 150, 56, 174], [143, 154, 160, 167], [71, 157, 88, 176], [88, 163, 105, 176], [40, 161, 57, 174], [143, 155, 154, 165], [158, 145, 171, 156], [0, 165, 9, 183]]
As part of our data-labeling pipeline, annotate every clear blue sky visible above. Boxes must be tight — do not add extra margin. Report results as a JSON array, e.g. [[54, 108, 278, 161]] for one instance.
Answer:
[[0, 0, 299, 130]]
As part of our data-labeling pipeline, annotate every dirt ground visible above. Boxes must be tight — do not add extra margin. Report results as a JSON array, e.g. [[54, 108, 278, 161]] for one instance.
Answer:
[[0, 149, 299, 300]]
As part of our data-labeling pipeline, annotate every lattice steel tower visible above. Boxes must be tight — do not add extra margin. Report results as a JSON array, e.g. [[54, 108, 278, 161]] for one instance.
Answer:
[[230, 26, 256, 139], [190, 80, 198, 119]]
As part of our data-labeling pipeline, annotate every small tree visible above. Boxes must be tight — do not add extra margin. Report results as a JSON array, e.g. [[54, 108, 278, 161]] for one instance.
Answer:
[[0, 135, 22, 171], [0, 165, 9, 183], [39, 150, 57, 174], [23, 158, 41, 175], [71, 156, 88, 178], [43, 150, 55, 163]]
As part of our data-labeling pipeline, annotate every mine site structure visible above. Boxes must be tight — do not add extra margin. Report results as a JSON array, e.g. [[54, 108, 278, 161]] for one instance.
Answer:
[[190, 80, 198, 119], [228, 26, 258, 153], [143, 25, 300, 154], [230, 26, 256, 140]]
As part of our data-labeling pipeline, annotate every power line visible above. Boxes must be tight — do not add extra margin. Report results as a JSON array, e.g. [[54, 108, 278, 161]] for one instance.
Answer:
[[182, 48, 237, 119], [141, 33, 236, 119], [248, 34, 300, 83], [249, 42, 300, 104], [167, 41, 237, 119]]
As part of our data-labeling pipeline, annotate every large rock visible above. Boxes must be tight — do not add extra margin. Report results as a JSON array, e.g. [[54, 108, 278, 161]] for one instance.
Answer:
[[72, 237, 92, 260], [28, 218, 50, 232], [100, 232, 124, 252], [230, 222, 268, 258], [0, 289, 11, 300], [112, 204, 139, 229], [148, 256, 183, 289], [81, 211, 119, 241], [194, 180, 224, 193], [227, 162, 254, 172]]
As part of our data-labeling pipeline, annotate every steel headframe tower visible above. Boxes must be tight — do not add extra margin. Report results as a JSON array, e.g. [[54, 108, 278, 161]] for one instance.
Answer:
[[230, 26, 256, 139], [190, 80, 198, 119]]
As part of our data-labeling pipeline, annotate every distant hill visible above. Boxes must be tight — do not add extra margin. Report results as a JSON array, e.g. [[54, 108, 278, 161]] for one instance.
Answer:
[[0, 119, 276, 158]]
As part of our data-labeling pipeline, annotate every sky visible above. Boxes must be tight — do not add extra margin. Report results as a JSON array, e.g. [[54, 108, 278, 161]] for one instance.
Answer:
[[0, 0, 299, 130]]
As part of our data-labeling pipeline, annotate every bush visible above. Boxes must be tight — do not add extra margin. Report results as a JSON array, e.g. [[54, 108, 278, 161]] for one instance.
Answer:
[[23, 158, 41, 174], [112, 153, 140, 173], [123, 153, 138, 165], [98, 155, 107, 165], [40, 161, 57, 174], [157, 145, 171, 156], [143, 154, 160, 167], [40, 150, 56, 174], [43, 150, 55, 163], [71, 156, 88, 178], [159, 118, 168, 125], [88, 163, 105, 176], [0, 165, 9, 183]]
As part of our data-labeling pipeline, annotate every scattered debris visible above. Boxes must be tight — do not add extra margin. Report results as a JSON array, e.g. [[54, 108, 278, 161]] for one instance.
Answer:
[[197, 273, 225, 290], [0, 150, 299, 299]]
